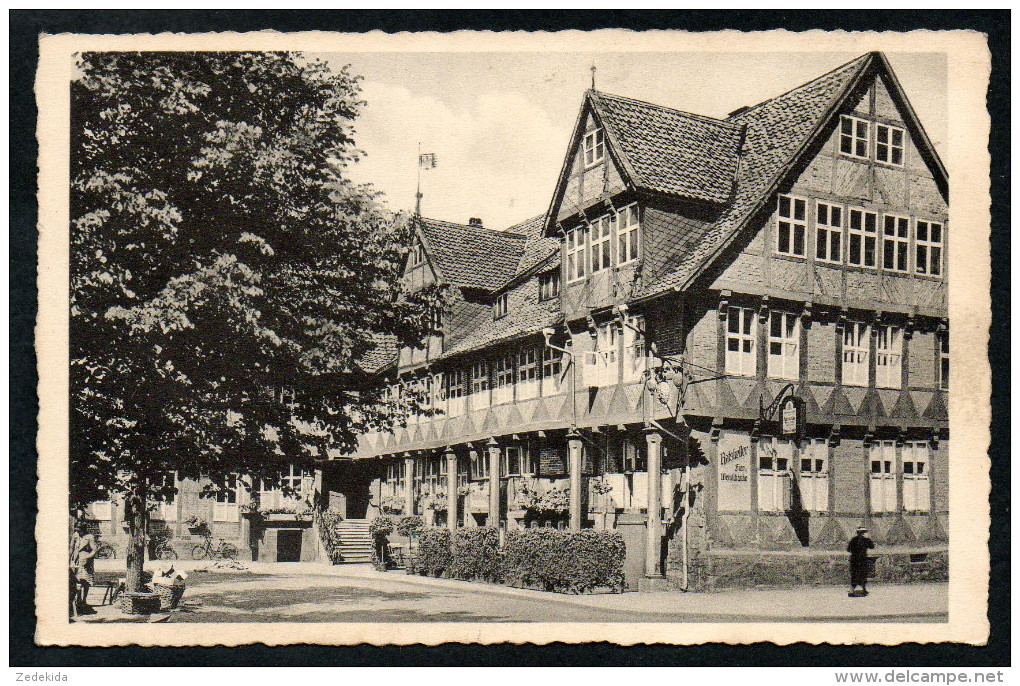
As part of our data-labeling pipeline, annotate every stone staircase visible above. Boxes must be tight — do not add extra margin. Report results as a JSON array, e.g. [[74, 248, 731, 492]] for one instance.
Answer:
[[334, 518, 374, 564]]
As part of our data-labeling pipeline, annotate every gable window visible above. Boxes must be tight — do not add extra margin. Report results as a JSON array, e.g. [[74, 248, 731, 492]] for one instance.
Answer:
[[767, 311, 800, 381], [882, 214, 910, 273], [725, 306, 757, 377], [815, 201, 843, 264], [470, 360, 490, 410], [902, 441, 930, 512], [517, 346, 539, 400], [493, 293, 508, 320], [915, 220, 943, 277], [538, 271, 560, 301], [493, 353, 514, 405], [776, 195, 807, 257], [869, 441, 897, 513], [939, 332, 949, 390], [617, 204, 640, 265], [842, 321, 869, 387], [409, 243, 425, 267], [590, 214, 615, 273], [583, 128, 605, 167], [565, 226, 586, 283], [839, 115, 870, 159], [541, 343, 563, 394], [847, 208, 878, 268], [875, 325, 903, 389], [875, 123, 905, 166]]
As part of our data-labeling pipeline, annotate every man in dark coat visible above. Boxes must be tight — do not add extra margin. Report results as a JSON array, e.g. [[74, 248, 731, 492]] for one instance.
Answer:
[[847, 526, 875, 596]]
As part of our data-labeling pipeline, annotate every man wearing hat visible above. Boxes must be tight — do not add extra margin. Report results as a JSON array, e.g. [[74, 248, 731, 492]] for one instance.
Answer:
[[847, 526, 875, 596]]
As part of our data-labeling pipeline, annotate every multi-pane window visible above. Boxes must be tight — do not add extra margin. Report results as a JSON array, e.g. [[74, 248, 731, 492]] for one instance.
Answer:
[[882, 214, 910, 272], [538, 271, 560, 301], [725, 307, 757, 376], [516, 346, 539, 400], [767, 311, 800, 381], [470, 360, 490, 410], [875, 325, 903, 389], [617, 204, 640, 265], [939, 332, 949, 390], [583, 128, 605, 167], [470, 450, 490, 480], [502, 443, 536, 477], [815, 201, 843, 263], [585, 321, 619, 387], [875, 123, 905, 166], [493, 353, 514, 405], [758, 437, 792, 512], [869, 441, 897, 514], [776, 195, 807, 257], [408, 243, 425, 267], [840, 115, 870, 159], [213, 474, 240, 522], [902, 441, 931, 512], [493, 292, 508, 320], [799, 439, 829, 512], [842, 321, 869, 387], [565, 226, 586, 282], [621, 314, 646, 383], [541, 344, 563, 394], [848, 208, 878, 268], [590, 214, 615, 273], [444, 368, 466, 416], [915, 220, 943, 277], [154, 472, 177, 521], [386, 461, 406, 490]]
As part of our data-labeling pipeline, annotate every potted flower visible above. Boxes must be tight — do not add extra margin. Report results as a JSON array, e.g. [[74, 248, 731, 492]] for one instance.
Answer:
[[185, 516, 209, 536], [369, 515, 394, 571], [380, 495, 405, 516]]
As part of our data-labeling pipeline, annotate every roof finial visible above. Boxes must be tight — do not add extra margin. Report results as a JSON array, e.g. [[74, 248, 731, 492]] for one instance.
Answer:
[[590, 64, 597, 91]]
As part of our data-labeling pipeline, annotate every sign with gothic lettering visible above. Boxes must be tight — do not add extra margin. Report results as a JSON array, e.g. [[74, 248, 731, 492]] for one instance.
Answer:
[[717, 432, 751, 511]]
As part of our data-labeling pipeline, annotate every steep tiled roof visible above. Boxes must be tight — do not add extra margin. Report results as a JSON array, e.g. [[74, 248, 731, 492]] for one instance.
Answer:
[[509, 215, 560, 278], [592, 91, 745, 204], [418, 217, 528, 291], [355, 334, 398, 375], [638, 53, 873, 298]]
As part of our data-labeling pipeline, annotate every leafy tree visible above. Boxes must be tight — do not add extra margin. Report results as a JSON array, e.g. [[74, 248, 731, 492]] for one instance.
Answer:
[[71, 52, 442, 592]]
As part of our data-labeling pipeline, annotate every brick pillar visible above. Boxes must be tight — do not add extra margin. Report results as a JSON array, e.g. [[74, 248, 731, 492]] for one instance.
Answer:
[[445, 449, 458, 531], [567, 431, 584, 531], [644, 428, 663, 578], [487, 439, 501, 528]]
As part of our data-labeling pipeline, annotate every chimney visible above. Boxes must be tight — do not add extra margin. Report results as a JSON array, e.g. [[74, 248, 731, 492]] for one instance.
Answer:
[[468, 217, 483, 227], [728, 105, 750, 118]]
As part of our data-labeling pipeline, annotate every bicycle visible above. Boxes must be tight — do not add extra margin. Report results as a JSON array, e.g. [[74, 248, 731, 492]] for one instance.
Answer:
[[191, 533, 238, 560], [151, 530, 178, 561], [94, 535, 117, 560]]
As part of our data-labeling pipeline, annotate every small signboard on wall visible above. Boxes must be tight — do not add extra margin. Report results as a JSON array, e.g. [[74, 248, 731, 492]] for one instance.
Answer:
[[779, 396, 806, 442]]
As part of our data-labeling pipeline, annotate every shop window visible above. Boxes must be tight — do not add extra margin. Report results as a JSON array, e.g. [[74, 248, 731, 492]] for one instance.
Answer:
[[471, 360, 490, 410], [915, 220, 943, 277], [842, 321, 869, 387], [848, 208, 878, 268], [815, 201, 843, 264], [617, 204, 640, 265], [869, 441, 897, 514], [875, 123, 905, 166], [541, 343, 563, 395], [882, 215, 910, 273], [517, 346, 539, 400], [902, 441, 931, 512], [726, 307, 757, 377], [875, 325, 903, 389], [798, 439, 829, 513], [840, 115, 870, 159], [758, 437, 792, 512], [767, 311, 800, 380], [776, 195, 807, 257], [565, 226, 586, 283], [583, 128, 605, 167]]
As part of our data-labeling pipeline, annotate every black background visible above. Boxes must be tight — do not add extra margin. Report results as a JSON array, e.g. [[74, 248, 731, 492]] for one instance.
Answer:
[[10, 9, 1010, 668]]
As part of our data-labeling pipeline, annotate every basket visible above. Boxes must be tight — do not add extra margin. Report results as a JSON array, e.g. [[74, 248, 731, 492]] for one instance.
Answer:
[[154, 584, 185, 610], [119, 591, 161, 615]]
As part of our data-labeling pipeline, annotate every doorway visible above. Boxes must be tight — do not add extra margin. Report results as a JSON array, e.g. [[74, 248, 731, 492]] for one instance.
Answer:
[[276, 529, 302, 562]]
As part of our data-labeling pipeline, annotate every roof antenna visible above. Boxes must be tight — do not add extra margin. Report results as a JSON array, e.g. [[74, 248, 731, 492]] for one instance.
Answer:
[[590, 64, 597, 91]]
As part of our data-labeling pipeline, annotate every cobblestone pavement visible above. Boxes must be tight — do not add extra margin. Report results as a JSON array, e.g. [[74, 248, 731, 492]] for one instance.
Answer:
[[82, 560, 948, 624]]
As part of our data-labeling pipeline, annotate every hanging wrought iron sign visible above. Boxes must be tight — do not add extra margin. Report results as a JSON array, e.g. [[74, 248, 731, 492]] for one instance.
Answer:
[[759, 383, 806, 442]]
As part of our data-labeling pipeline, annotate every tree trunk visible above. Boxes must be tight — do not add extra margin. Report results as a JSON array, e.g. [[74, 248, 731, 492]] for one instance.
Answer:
[[125, 478, 148, 593]]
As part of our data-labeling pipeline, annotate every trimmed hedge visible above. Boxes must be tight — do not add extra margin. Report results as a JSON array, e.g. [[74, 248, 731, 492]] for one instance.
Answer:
[[502, 529, 625, 594], [413, 526, 625, 594], [415, 528, 452, 577], [449, 527, 501, 582]]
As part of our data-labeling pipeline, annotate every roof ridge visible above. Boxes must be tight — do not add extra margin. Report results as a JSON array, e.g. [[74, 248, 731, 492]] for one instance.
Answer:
[[593, 89, 743, 130], [419, 215, 529, 240], [727, 52, 873, 122]]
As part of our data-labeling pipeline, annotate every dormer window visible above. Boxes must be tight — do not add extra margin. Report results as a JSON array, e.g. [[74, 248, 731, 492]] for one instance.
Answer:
[[539, 271, 560, 301], [583, 128, 605, 167], [409, 243, 425, 267], [493, 293, 508, 320]]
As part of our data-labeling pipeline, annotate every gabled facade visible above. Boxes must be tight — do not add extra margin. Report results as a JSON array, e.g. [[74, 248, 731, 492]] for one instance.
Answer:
[[322, 52, 949, 590]]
